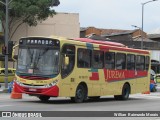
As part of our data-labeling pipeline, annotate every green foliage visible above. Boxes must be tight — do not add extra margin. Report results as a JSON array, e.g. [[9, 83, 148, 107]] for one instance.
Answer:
[[0, 0, 58, 39], [10, 0, 56, 26]]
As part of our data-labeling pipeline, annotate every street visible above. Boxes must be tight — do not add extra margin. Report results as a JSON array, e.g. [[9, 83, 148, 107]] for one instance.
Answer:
[[0, 84, 160, 120], [0, 92, 160, 111]]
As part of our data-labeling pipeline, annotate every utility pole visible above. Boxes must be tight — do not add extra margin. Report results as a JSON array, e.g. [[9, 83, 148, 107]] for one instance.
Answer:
[[0, 0, 9, 90], [4, 0, 9, 89]]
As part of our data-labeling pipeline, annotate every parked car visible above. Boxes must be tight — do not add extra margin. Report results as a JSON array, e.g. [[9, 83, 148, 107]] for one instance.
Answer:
[[0, 68, 16, 83]]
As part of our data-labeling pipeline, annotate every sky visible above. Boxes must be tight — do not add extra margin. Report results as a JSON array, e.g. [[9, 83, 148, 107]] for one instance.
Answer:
[[54, 0, 160, 33]]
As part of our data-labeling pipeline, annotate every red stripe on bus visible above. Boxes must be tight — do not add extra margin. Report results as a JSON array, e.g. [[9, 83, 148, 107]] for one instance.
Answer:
[[103, 69, 148, 82], [89, 72, 99, 80]]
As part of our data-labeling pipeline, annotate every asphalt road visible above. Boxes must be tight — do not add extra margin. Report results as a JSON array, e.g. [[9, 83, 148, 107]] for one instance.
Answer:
[[1, 92, 160, 119], [0, 84, 160, 120]]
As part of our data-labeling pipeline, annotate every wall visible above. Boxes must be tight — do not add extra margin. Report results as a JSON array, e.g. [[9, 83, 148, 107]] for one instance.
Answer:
[[11, 13, 80, 43], [150, 50, 160, 61], [85, 27, 102, 36], [132, 29, 147, 39]]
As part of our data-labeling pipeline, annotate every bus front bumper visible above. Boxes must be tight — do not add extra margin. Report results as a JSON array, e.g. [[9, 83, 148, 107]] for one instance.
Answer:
[[13, 82, 59, 97]]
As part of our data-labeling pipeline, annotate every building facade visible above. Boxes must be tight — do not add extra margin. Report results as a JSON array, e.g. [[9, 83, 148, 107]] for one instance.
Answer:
[[11, 12, 80, 42], [81, 27, 160, 61]]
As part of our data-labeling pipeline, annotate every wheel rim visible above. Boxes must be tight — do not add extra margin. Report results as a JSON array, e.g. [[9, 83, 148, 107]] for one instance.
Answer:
[[123, 85, 130, 99], [124, 88, 129, 98], [76, 88, 84, 99]]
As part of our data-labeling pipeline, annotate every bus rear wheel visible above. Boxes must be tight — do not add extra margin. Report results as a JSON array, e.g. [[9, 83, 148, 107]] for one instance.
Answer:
[[114, 83, 130, 100], [38, 95, 50, 101], [71, 84, 87, 103]]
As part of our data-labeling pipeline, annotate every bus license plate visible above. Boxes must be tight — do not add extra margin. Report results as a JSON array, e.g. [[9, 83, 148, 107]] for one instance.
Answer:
[[29, 88, 37, 92]]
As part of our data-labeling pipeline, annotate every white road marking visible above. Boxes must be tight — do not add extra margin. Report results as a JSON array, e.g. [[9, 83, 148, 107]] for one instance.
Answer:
[[131, 93, 160, 99], [0, 105, 13, 108]]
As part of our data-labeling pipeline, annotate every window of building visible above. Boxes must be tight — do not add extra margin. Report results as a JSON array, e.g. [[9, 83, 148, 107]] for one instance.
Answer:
[[127, 54, 135, 70], [77, 48, 91, 68], [105, 52, 115, 69], [116, 53, 126, 70], [136, 55, 145, 70], [92, 50, 104, 69]]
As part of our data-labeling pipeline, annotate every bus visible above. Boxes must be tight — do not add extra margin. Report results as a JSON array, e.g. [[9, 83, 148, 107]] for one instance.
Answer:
[[13, 36, 150, 103]]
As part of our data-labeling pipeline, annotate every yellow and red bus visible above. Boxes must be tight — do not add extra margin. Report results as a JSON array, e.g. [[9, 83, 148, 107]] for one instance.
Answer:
[[13, 36, 150, 103]]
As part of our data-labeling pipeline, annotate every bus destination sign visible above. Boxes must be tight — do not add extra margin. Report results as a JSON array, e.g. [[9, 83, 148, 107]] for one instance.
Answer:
[[19, 38, 60, 47]]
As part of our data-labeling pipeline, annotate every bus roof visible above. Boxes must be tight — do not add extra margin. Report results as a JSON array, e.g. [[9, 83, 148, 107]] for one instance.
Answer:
[[19, 36, 150, 54], [73, 38, 149, 54], [74, 38, 126, 47]]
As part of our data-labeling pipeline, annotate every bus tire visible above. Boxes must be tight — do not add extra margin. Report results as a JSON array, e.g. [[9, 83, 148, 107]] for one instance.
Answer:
[[72, 84, 87, 103], [38, 95, 50, 101], [114, 83, 130, 100]]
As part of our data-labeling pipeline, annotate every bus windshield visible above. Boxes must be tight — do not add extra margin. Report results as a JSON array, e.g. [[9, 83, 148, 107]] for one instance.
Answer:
[[17, 47, 60, 76]]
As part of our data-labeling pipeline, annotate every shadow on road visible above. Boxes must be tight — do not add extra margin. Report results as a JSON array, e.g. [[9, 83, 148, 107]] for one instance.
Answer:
[[16, 96, 147, 105]]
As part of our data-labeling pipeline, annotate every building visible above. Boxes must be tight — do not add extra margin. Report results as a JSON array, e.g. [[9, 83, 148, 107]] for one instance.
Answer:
[[81, 27, 160, 61], [148, 34, 160, 61], [11, 12, 80, 42], [80, 27, 159, 49]]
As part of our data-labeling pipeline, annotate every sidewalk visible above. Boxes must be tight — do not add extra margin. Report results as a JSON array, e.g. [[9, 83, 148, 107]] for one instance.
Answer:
[[0, 83, 9, 93]]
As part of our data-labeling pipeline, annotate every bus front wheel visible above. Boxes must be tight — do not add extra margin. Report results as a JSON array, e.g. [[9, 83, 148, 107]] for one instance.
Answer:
[[71, 84, 87, 103], [38, 95, 50, 101]]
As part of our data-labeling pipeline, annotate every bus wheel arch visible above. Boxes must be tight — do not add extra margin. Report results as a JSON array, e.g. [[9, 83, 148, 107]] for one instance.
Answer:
[[114, 82, 130, 100], [71, 82, 88, 103]]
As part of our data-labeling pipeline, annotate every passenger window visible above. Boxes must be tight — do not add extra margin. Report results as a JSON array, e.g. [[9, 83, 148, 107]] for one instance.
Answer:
[[61, 45, 75, 78], [105, 52, 115, 69], [92, 50, 104, 69], [77, 49, 91, 68], [145, 56, 150, 71], [127, 54, 135, 70], [136, 55, 145, 70], [116, 53, 126, 70]]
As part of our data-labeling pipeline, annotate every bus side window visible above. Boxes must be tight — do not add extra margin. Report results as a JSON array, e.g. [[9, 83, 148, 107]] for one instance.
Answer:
[[136, 55, 145, 70], [127, 54, 135, 70], [116, 53, 126, 70], [77, 48, 91, 68], [105, 52, 115, 69], [92, 50, 104, 69], [61, 45, 75, 78], [145, 56, 150, 71]]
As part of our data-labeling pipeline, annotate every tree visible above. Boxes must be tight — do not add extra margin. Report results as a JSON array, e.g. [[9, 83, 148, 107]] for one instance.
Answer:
[[0, 0, 60, 40]]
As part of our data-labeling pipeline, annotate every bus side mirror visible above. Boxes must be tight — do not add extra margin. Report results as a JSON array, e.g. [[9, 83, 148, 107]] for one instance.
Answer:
[[64, 55, 69, 66], [12, 44, 19, 61]]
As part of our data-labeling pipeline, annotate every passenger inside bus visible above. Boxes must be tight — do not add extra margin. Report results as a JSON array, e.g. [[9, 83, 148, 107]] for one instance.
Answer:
[[105, 53, 115, 69], [78, 49, 90, 68]]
